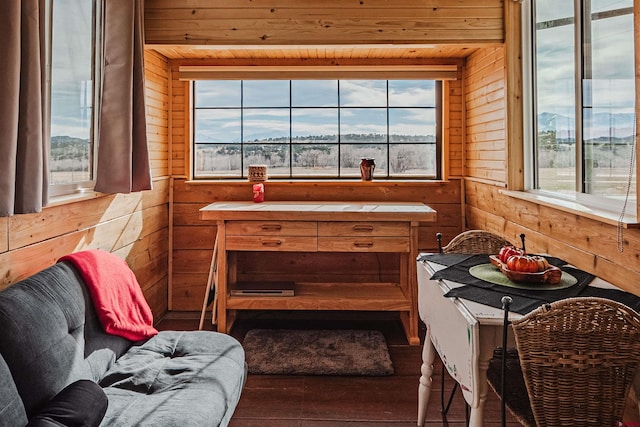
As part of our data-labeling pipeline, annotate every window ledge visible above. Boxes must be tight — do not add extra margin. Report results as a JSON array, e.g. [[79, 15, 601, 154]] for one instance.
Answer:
[[183, 179, 446, 185], [500, 190, 639, 229], [47, 190, 103, 207]]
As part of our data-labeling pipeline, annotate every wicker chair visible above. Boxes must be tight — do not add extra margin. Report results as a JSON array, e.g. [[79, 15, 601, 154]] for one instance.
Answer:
[[436, 230, 514, 255], [489, 297, 640, 427]]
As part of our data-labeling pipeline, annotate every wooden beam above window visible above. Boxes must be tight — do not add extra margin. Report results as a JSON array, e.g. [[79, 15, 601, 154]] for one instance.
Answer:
[[178, 64, 459, 80]]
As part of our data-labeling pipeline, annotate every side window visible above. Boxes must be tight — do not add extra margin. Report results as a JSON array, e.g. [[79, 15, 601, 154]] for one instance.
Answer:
[[192, 79, 441, 180], [48, 0, 100, 196], [533, 0, 636, 206]]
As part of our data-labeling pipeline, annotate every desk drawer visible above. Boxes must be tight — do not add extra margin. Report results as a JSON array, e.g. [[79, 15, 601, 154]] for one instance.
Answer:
[[226, 221, 317, 236], [226, 235, 318, 251], [318, 236, 409, 252], [318, 221, 409, 237]]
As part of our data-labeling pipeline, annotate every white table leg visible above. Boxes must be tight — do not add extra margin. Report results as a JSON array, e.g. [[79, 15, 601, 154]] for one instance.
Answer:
[[467, 364, 487, 427], [468, 328, 500, 427], [417, 337, 436, 426]]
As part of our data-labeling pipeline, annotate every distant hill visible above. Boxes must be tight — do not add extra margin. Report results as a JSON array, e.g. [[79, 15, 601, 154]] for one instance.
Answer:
[[242, 133, 436, 143], [50, 136, 90, 160]]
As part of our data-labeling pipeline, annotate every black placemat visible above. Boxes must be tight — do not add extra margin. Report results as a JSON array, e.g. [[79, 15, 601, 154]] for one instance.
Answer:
[[421, 254, 600, 314]]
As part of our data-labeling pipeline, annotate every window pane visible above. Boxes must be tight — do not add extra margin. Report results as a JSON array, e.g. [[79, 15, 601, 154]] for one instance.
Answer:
[[389, 81, 435, 107], [292, 108, 338, 143], [340, 81, 387, 107], [50, 0, 93, 185], [195, 81, 241, 108], [194, 143, 242, 177], [243, 144, 290, 177], [292, 144, 338, 176], [583, 3, 635, 198], [193, 79, 439, 179], [292, 81, 338, 106], [243, 80, 290, 107], [195, 110, 241, 143], [340, 108, 387, 142], [390, 144, 436, 176], [535, 0, 576, 194], [243, 109, 290, 142], [389, 108, 435, 142], [340, 144, 387, 178]]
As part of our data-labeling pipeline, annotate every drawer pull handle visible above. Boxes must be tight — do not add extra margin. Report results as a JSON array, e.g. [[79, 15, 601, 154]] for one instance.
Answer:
[[261, 224, 282, 231], [353, 225, 374, 232], [354, 241, 374, 248], [261, 240, 282, 246]]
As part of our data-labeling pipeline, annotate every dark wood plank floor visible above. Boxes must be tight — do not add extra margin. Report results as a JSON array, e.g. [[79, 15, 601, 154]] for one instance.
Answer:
[[157, 311, 522, 426]]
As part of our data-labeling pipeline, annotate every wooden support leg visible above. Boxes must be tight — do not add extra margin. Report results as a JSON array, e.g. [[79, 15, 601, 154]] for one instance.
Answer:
[[199, 237, 218, 330]]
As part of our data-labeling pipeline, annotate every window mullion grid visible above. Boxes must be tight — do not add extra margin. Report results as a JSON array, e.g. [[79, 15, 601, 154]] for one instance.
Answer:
[[386, 81, 390, 179], [575, 0, 586, 194], [337, 81, 342, 178], [289, 80, 292, 178], [241, 81, 245, 179]]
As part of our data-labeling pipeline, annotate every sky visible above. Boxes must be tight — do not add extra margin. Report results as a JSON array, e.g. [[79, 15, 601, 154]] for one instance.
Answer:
[[194, 80, 437, 143], [50, 0, 93, 141], [535, 0, 635, 138]]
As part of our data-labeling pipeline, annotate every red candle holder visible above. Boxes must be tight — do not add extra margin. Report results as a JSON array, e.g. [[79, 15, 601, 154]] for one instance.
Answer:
[[252, 183, 264, 203]]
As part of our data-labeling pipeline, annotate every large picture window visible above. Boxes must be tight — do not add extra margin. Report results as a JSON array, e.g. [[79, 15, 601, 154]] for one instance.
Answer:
[[193, 79, 441, 179], [47, 0, 100, 195], [532, 0, 636, 206]]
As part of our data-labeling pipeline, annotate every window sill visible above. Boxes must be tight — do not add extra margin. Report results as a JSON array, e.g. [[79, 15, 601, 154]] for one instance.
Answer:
[[47, 190, 103, 208], [184, 178, 444, 185], [500, 190, 639, 229]]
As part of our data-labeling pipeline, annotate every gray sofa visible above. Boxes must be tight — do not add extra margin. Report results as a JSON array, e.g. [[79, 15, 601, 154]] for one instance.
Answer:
[[0, 260, 246, 426]]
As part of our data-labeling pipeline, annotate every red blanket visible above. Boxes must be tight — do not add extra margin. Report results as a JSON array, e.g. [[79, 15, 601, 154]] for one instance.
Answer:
[[59, 250, 158, 341]]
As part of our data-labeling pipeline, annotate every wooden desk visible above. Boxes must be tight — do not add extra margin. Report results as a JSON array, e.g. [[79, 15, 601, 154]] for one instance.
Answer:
[[200, 201, 436, 345], [416, 256, 626, 427]]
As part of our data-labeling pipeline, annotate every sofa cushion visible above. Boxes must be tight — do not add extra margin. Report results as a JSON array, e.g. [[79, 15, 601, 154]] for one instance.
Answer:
[[99, 331, 246, 426], [0, 263, 130, 417], [26, 380, 108, 427], [0, 353, 28, 427]]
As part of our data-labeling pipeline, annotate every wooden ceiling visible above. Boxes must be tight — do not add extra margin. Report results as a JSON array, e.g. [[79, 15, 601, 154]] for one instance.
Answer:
[[144, 0, 502, 61], [148, 44, 481, 60]]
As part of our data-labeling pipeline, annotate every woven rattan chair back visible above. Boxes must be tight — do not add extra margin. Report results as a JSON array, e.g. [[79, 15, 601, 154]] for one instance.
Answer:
[[511, 297, 640, 427], [437, 230, 513, 255]]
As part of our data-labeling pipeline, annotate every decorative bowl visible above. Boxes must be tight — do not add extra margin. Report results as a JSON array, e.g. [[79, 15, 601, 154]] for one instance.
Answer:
[[489, 255, 562, 284]]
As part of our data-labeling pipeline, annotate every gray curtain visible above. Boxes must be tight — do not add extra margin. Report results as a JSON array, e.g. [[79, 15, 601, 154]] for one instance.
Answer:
[[95, 0, 151, 193], [0, 0, 48, 217]]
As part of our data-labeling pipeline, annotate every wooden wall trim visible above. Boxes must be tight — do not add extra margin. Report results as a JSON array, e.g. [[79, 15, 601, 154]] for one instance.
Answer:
[[504, 0, 524, 190]]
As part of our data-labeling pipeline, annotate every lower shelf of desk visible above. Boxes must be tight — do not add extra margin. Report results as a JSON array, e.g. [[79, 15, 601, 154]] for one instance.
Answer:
[[226, 282, 410, 311]]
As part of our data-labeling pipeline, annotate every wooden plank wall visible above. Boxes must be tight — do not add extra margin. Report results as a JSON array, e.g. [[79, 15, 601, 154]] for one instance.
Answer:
[[144, 0, 505, 46], [171, 179, 462, 311], [463, 46, 640, 296], [0, 50, 171, 321], [464, 46, 506, 183]]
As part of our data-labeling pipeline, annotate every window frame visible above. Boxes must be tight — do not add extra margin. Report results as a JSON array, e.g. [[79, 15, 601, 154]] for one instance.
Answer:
[[188, 74, 447, 181], [45, 0, 102, 199], [526, 0, 637, 215]]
